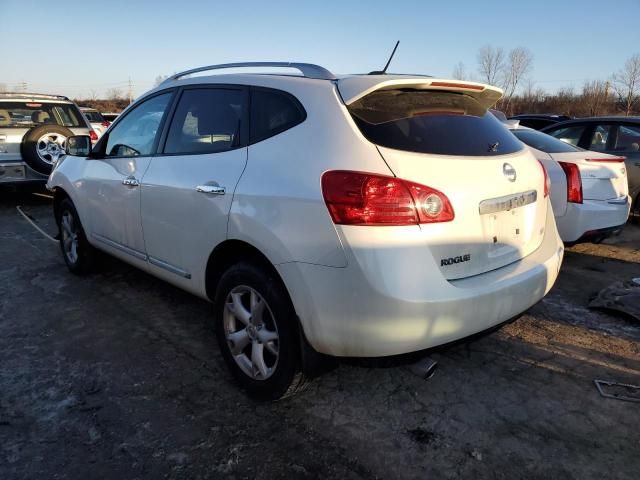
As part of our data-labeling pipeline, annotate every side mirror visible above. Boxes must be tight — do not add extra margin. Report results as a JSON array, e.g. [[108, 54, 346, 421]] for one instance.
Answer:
[[66, 135, 92, 156]]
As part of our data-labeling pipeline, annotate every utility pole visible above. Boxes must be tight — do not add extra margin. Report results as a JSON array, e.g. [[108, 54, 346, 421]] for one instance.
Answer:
[[128, 77, 133, 104], [19, 80, 27, 92]]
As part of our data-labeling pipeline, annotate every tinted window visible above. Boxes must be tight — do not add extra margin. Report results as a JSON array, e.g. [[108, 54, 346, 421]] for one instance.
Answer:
[[512, 129, 581, 153], [613, 124, 640, 152], [0, 101, 85, 128], [589, 125, 612, 152], [546, 125, 586, 146], [518, 119, 554, 130], [83, 111, 105, 122], [348, 90, 522, 156], [250, 89, 305, 143], [105, 93, 171, 157], [164, 88, 244, 154]]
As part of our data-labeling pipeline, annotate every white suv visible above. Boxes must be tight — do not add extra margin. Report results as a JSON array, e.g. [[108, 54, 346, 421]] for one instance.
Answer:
[[48, 62, 564, 399]]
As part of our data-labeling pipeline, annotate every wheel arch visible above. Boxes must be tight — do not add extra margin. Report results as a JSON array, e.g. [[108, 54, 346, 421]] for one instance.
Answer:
[[205, 239, 286, 303], [205, 238, 331, 376]]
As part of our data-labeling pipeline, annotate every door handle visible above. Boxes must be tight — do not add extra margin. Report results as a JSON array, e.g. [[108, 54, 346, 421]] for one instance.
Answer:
[[122, 176, 140, 187], [196, 185, 226, 195]]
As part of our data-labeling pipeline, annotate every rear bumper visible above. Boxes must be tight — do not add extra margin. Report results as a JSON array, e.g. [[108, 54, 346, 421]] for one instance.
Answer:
[[556, 196, 631, 243], [278, 208, 564, 357]]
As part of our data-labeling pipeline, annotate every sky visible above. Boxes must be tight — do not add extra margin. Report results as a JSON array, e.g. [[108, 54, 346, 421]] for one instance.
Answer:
[[2, 0, 639, 99]]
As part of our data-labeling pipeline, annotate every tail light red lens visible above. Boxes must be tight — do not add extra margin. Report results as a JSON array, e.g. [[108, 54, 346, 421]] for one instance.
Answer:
[[89, 129, 98, 142], [321, 170, 454, 226], [101, 120, 111, 128], [558, 162, 583, 204], [537, 160, 550, 198]]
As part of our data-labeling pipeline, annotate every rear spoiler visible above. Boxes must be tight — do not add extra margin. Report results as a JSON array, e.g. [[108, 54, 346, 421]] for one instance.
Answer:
[[337, 77, 503, 110]]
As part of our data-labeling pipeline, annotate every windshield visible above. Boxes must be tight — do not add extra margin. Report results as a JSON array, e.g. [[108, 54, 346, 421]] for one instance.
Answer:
[[348, 90, 523, 156], [0, 101, 86, 129], [83, 110, 105, 122], [511, 128, 582, 153]]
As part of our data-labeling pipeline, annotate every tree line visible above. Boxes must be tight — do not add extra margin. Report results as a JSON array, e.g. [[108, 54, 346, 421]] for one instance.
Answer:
[[453, 46, 640, 117]]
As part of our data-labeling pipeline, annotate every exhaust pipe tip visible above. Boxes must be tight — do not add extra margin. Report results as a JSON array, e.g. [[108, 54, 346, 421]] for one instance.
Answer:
[[408, 356, 438, 380]]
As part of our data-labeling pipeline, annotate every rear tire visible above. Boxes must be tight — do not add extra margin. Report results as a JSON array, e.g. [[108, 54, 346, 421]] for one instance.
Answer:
[[57, 198, 96, 275], [214, 262, 306, 400]]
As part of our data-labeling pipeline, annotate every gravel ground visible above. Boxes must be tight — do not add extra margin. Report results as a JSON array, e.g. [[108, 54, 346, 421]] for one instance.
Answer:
[[1, 189, 639, 480]]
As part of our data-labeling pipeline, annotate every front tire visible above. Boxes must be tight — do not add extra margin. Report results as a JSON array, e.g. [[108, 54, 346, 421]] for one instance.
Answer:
[[57, 198, 96, 274], [214, 262, 305, 400]]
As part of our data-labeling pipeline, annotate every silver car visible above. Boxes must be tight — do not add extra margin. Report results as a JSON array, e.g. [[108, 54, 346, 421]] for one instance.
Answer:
[[0, 92, 92, 185]]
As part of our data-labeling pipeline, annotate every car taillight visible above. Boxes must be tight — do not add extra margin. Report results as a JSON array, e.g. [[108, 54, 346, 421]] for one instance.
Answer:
[[89, 130, 98, 142], [558, 162, 583, 204], [537, 160, 550, 198], [321, 170, 455, 226], [101, 120, 111, 128]]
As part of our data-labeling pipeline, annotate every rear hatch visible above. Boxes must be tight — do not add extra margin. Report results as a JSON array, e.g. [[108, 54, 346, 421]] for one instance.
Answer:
[[339, 77, 548, 280], [548, 151, 628, 201]]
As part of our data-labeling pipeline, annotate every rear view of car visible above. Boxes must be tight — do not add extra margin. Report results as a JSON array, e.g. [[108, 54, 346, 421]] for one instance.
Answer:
[[511, 127, 630, 243], [80, 107, 110, 140], [278, 77, 565, 359], [0, 93, 92, 184]]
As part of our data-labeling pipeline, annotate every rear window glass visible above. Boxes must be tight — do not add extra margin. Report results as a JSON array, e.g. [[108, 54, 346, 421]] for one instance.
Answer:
[[250, 89, 305, 144], [83, 110, 105, 122], [348, 90, 522, 156], [512, 129, 581, 153], [0, 101, 85, 128]]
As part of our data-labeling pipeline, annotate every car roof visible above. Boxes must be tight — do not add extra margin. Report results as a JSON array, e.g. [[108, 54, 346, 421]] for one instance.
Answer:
[[0, 92, 71, 102], [541, 116, 640, 132]]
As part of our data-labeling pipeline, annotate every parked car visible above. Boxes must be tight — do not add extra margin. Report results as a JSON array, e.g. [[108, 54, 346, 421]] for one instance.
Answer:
[[101, 112, 120, 123], [509, 124, 630, 243], [80, 107, 110, 139], [541, 117, 640, 218], [0, 92, 94, 185], [48, 62, 564, 399], [509, 114, 572, 130]]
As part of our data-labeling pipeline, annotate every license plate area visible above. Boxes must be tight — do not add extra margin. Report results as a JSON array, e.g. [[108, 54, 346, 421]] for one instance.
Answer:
[[478, 190, 537, 215], [479, 190, 536, 262], [0, 164, 26, 180]]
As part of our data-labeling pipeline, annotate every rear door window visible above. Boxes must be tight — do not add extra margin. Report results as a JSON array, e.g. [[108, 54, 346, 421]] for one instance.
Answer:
[[512, 129, 582, 153], [250, 88, 306, 144], [164, 88, 246, 154], [545, 125, 587, 146], [348, 90, 522, 156], [612, 124, 640, 153]]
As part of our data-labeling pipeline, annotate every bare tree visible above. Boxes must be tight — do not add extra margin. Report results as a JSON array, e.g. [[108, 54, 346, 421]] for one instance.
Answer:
[[582, 80, 608, 116], [501, 48, 533, 114], [451, 62, 468, 81], [154, 75, 169, 87], [0, 82, 6, 92], [88, 89, 99, 101], [613, 54, 640, 116], [106, 87, 124, 101], [477, 45, 505, 86]]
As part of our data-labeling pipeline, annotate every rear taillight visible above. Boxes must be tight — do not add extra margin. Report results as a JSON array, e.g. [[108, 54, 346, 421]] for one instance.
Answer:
[[89, 130, 98, 142], [538, 160, 550, 198], [558, 162, 583, 204], [321, 171, 454, 226], [101, 120, 111, 128], [586, 156, 626, 163]]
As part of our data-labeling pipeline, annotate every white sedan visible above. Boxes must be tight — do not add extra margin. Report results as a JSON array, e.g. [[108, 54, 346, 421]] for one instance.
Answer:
[[510, 125, 630, 243]]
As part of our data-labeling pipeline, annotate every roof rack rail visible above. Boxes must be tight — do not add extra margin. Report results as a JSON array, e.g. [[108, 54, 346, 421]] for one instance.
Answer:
[[0, 92, 70, 100], [163, 62, 336, 84]]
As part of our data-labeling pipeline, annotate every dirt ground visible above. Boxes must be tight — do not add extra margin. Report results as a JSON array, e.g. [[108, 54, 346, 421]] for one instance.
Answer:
[[1, 188, 639, 480]]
